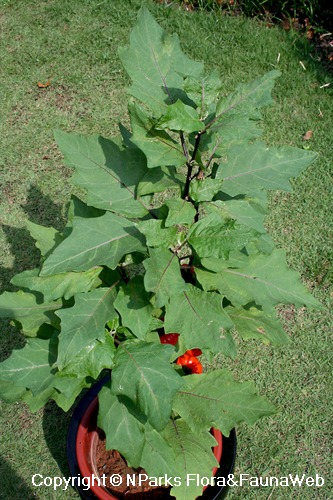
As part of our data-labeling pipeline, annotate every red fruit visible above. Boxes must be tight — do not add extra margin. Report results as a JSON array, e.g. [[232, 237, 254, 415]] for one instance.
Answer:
[[176, 353, 203, 374], [159, 333, 179, 346], [186, 348, 202, 357]]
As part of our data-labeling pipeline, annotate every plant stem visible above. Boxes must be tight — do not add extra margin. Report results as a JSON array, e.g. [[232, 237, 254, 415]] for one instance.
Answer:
[[191, 132, 202, 163], [183, 131, 203, 200], [183, 161, 194, 200], [180, 131, 190, 162]]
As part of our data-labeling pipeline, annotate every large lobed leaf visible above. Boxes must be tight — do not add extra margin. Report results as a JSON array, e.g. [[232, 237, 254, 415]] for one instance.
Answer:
[[0, 333, 90, 411], [0, 290, 61, 336], [143, 247, 187, 307], [114, 276, 154, 340], [204, 196, 268, 233], [56, 287, 118, 370], [217, 142, 317, 196], [173, 369, 276, 435], [162, 419, 218, 500], [226, 305, 290, 345], [98, 385, 219, 500], [118, 7, 203, 116], [110, 341, 183, 431], [195, 71, 280, 159], [129, 102, 186, 169], [213, 70, 281, 124], [199, 249, 323, 309], [165, 285, 235, 358], [11, 267, 102, 302], [55, 130, 150, 218], [136, 219, 179, 249], [41, 211, 146, 275], [188, 213, 258, 260]]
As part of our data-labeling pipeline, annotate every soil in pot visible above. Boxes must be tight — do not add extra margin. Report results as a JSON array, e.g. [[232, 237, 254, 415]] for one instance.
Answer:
[[95, 429, 173, 499]]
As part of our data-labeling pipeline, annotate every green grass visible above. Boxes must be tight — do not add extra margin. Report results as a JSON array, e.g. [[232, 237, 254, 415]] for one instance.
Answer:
[[0, 0, 332, 498]]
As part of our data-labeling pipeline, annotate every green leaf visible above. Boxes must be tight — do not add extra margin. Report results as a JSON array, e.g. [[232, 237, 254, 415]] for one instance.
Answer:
[[137, 165, 185, 196], [201, 249, 323, 309], [59, 333, 116, 378], [0, 290, 61, 336], [136, 219, 179, 248], [98, 383, 146, 467], [162, 419, 218, 500], [189, 178, 224, 202], [226, 305, 290, 345], [165, 198, 196, 227], [140, 424, 178, 479], [67, 194, 106, 222], [98, 384, 178, 474], [188, 214, 257, 259], [41, 212, 146, 275], [214, 70, 281, 125], [23, 373, 90, 412], [156, 100, 203, 133], [0, 380, 27, 404], [204, 197, 268, 233], [143, 247, 187, 308], [216, 142, 317, 196], [118, 6, 203, 115], [200, 116, 263, 156], [114, 276, 154, 340], [111, 341, 183, 430], [173, 369, 276, 436], [27, 221, 63, 258], [55, 130, 150, 218], [165, 286, 235, 357], [0, 334, 90, 412], [184, 69, 222, 118], [11, 267, 102, 301], [56, 287, 118, 370], [196, 70, 281, 158], [0, 334, 58, 395], [129, 102, 185, 169]]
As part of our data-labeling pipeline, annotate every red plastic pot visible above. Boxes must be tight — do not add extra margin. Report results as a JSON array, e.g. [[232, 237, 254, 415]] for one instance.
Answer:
[[76, 396, 222, 499], [67, 376, 237, 500]]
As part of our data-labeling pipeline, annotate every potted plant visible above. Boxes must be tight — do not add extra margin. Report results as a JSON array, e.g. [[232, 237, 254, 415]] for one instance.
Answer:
[[0, 7, 322, 500]]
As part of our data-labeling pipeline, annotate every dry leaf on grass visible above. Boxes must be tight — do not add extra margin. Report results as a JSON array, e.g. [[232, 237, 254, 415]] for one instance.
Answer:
[[303, 130, 313, 141], [37, 79, 51, 88]]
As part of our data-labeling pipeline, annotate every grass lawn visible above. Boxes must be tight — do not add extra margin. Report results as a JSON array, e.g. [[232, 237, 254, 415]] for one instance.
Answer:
[[0, 0, 332, 498]]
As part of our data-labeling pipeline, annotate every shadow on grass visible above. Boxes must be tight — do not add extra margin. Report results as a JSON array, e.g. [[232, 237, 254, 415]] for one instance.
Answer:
[[0, 185, 66, 294], [42, 401, 74, 479], [0, 458, 38, 499], [21, 185, 66, 233], [0, 184, 68, 359]]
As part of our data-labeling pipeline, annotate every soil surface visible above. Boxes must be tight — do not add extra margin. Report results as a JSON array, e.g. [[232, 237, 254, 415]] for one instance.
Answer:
[[95, 431, 173, 499]]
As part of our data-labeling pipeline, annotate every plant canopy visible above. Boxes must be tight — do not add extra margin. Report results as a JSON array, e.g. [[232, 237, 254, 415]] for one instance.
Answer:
[[0, 7, 322, 499]]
